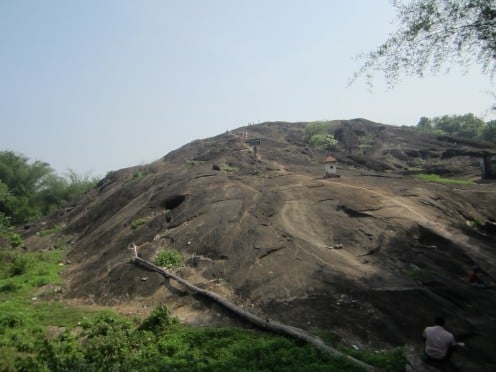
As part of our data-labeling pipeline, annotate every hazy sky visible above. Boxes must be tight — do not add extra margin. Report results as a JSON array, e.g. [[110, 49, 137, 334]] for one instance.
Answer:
[[1, 0, 494, 176]]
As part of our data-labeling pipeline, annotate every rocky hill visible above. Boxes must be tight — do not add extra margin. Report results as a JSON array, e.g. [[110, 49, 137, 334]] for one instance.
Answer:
[[23, 120, 496, 370]]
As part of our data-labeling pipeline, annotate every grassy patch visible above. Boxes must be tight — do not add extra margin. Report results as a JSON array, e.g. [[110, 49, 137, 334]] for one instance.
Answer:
[[0, 245, 405, 371], [125, 170, 149, 184], [357, 134, 375, 153], [186, 160, 204, 168], [155, 249, 182, 268], [221, 164, 238, 172], [415, 173, 474, 185], [348, 346, 404, 372], [130, 218, 147, 229], [0, 248, 108, 370], [13, 311, 370, 371], [0, 251, 33, 277], [38, 225, 63, 237]]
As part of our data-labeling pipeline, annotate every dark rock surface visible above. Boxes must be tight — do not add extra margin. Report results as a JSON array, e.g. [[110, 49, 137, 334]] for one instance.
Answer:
[[23, 120, 496, 370]]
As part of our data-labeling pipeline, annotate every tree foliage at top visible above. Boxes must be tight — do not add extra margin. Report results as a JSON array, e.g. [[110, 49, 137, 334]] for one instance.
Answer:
[[354, 0, 496, 87], [0, 151, 99, 227]]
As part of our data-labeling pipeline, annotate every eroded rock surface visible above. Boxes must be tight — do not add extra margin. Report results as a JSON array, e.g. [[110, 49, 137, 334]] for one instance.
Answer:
[[23, 120, 496, 369]]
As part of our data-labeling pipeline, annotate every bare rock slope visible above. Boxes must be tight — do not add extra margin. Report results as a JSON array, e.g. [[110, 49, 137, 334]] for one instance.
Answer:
[[25, 120, 496, 369]]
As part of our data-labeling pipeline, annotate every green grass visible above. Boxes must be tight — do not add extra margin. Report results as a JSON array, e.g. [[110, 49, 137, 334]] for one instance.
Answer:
[[0, 242, 404, 371], [38, 225, 63, 237], [13, 315, 370, 371], [221, 164, 238, 172], [348, 346, 405, 371], [0, 248, 109, 370], [125, 170, 149, 184], [155, 249, 182, 268], [185, 160, 204, 168], [415, 173, 474, 185], [130, 217, 148, 229]]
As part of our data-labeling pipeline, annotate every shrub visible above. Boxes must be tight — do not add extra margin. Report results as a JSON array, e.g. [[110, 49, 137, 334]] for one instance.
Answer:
[[305, 121, 338, 149], [0, 281, 19, 292], [10, 233, 22, 248], [155, 249, 182, 268], [186, 160, 204, 168], [309, 133, 338, 148], [139, 305, 178, 331], [130, 218, 147, 229], [304, 121, 330, 138], [125, 170, 149, 184], [0, 314, 24, 329], [8, 253, 31, 277]]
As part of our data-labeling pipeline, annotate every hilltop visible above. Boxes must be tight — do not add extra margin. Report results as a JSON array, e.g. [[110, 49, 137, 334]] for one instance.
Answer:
[[22, 120, 496, 370]]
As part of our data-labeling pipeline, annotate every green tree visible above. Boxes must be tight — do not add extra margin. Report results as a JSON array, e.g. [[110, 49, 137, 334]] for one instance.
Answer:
[[304, 121, 330, 139], [354, 0, 496, 91], [0, 151, 99, 225], [0, 151, 52, 197], [416, 116, 433, 132], [0, 181, 13, 229], [482, 119, 496, 142], [416, 113, 496, 143], [32, 170, 98, 217], [62, 169, 98, 200], [431, 113, 485, 139], [0, 151, 53, 224], [304, 122, 338, 149], [453, 113, 485, 138]]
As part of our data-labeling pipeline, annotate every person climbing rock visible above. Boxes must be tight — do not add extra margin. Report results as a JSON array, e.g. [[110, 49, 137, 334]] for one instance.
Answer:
[[423, 317, 457, 361]]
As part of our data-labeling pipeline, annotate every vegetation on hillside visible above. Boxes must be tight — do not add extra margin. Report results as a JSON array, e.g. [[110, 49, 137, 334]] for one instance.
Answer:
[[155, 249, 183, 268], [0, 151, 99, 229], [415, 173, 475, 185], [416, 113, 496, 144], [0, 243, 404, 371], [305, 121, 338, 149]]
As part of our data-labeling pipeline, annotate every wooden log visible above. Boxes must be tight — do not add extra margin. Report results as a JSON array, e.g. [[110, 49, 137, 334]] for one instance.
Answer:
[[132, 251, 379, 371]]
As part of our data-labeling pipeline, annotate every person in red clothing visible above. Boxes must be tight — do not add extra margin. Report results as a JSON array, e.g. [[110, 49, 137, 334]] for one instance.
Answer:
[[468, 266, 486, 288], [423, 317, 456, 361]]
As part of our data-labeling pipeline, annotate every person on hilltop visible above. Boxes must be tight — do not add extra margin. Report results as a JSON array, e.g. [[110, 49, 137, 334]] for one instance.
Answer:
[[423, 317, 457, 362]]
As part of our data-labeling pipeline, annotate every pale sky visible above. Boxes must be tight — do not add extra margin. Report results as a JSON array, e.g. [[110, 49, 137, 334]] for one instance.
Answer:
[[1, 0, 494, 177]]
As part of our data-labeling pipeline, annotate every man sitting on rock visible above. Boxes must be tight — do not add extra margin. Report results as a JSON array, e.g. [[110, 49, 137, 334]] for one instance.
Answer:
[[423, 317, 457, 361]]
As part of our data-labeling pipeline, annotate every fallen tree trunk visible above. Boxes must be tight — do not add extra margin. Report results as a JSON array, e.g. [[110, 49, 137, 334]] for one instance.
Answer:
[[131, 248, 378, 371]]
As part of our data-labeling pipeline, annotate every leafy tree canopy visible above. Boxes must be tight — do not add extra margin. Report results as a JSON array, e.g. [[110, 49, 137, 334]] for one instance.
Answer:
[[304, 121, 338, 149], [354, 0, 496, 88], [482, 120, 496, 142], [0, 151, 99, 227], [416, 113, 496, 143], [0, 181, 13, 229]]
